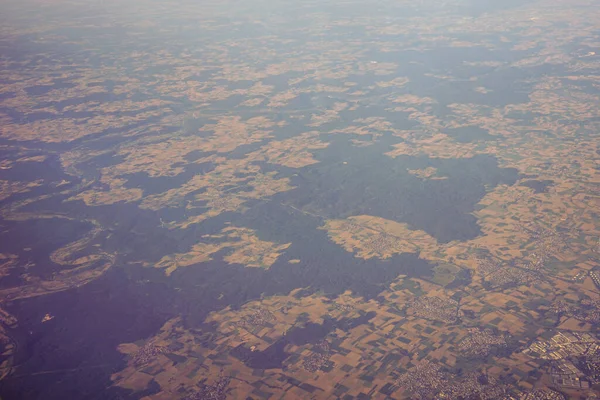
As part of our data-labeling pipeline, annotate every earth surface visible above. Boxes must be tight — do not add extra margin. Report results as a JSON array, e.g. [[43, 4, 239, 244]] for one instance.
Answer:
[[1, 0, 600, 399]]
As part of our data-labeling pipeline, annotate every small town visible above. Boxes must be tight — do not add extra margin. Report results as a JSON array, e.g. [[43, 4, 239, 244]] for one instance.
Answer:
[[406, 296, 461, 323], [183, 376, 231, 400], [302, 340, 331, 372], [132, 342, 168, 366], [458, 327, 510, 358], [239, 308, 276, 329]]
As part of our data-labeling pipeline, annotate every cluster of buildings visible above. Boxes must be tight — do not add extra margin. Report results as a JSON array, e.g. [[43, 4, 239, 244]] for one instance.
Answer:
[[477, 257, 503, 276], [477, 257, 541, 289], [516, 223, 569, 261], [239, 308, 275, 328], [525, 331, 598, 360], [437, 372, 508, 400], [458, 327, 509, 358], [395, 361, 509, 399], [407, 296, 461, 323], [590, 269, 600, 289], [331, 302, 354, 313], [572, 270, 587, 282], [338, 220, 401, 255], [549, 360, 592, 390], [580, 298, 600, 324], [183, 376, 230, 400], [364, 233, 398, 255], [516, 223, 559, 242], [302, 340, 331, 372], [515, 388, 566, 400], [551, 298, 600, 324], [395, 360, 446, 399], [486, 265, 540, 288], [525, 331, 600, 391], [206, 192, 240, 211], [339, 221, 363, 234], [396, 363, 571, 400], [132, 342, 168, 366]]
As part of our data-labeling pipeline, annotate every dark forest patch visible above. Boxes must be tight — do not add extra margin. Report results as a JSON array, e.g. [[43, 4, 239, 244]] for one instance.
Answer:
[[519, 179, 553, 193]]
